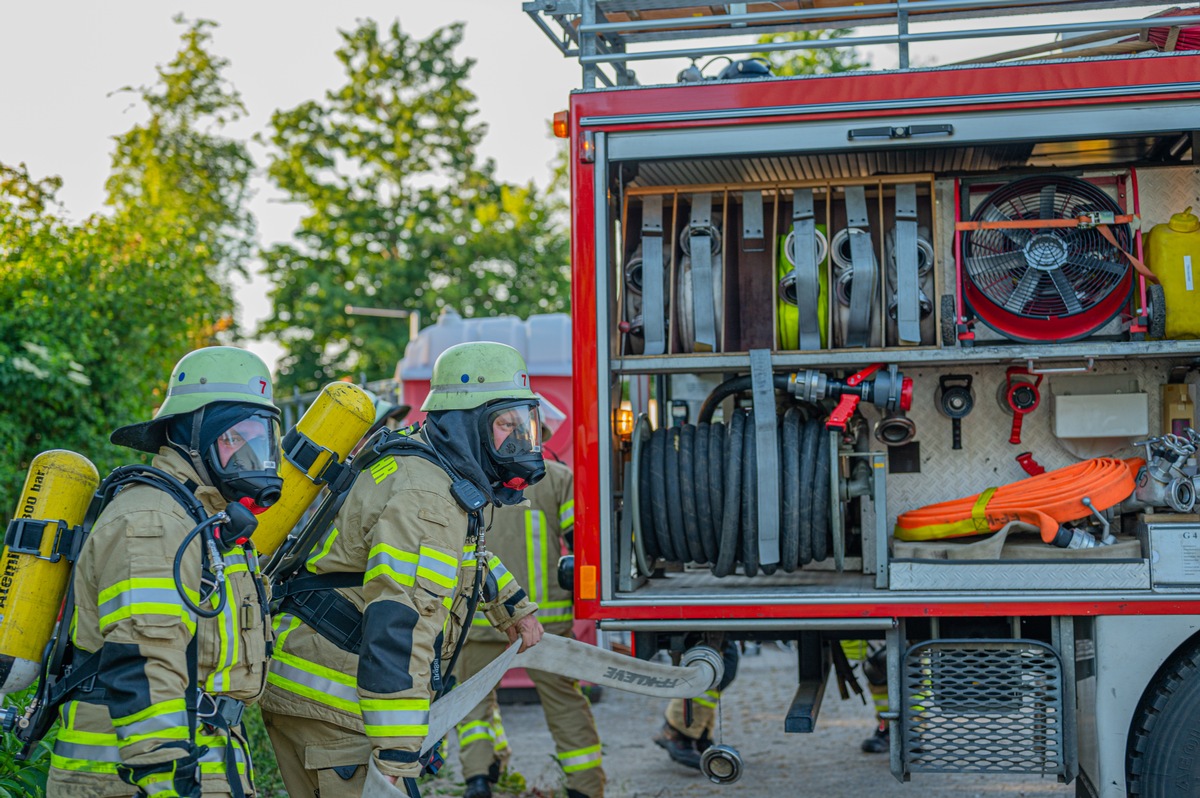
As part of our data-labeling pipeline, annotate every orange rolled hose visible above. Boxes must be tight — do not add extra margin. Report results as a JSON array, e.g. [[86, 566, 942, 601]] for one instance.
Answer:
[[894, 457, 1142, 544]]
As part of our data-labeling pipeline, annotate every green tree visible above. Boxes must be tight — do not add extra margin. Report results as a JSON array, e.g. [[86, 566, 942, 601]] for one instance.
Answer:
[[0, 17, 254, 510], [755, 29, 870, 75], [261, 20, 569, 391]]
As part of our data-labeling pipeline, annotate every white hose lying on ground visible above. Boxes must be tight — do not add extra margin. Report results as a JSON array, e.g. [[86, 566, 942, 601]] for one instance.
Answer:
[[363, 634, 724, 798]]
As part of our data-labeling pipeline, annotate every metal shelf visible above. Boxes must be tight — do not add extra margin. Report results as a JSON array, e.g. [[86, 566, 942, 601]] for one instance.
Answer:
[[611, 339, 1200, 374]]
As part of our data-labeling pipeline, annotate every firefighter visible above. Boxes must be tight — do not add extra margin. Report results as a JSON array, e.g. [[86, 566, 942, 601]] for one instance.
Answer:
[[653, 642, 740, 770], [454, 458, 606, 798], [46, 346, 283, 797], [260, 341, 546, 798], [841, 640, 890, 753]]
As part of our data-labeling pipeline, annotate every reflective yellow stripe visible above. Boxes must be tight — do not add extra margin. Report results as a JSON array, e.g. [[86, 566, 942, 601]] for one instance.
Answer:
[[366, 544, 418, 586], [97, 578, 197, 634], [361, 697, 429, 737], [559, 499, 574, 530], [525, 511, 543, 603], [558, 742, 602, 773], [416, 545, 459, 590], [488, 556, 514, 590], [308, 526, 341, 570], [893, 487, 998, 541]]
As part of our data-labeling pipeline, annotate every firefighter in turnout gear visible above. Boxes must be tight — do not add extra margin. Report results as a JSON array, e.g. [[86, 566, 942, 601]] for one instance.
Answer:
[[46, 346, 283, 797], [841, 640, 890, 753], [454, 459, 605, 798], [260, 341, 545, 797]]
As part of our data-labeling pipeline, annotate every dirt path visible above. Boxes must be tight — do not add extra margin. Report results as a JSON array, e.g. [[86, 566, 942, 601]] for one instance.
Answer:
[[456, 642, 1074, 798]]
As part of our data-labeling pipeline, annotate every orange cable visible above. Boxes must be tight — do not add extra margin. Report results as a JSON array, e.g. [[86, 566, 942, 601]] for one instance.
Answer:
[[894, 457, 1141, 544]]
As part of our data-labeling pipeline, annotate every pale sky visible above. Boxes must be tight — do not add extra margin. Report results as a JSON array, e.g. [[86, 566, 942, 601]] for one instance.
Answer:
[[0, 2, 1165, 372]]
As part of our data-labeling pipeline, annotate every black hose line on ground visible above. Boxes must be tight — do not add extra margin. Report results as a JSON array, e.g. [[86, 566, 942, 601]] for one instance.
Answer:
[[639, 406, 837, 577]]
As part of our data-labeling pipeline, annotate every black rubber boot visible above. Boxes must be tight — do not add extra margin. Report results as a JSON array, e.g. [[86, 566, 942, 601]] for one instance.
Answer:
[[464, 775, 493, 798], [653, 722, 701, 770], [861, 721, 889, 754], [566, 791, 591, 798]]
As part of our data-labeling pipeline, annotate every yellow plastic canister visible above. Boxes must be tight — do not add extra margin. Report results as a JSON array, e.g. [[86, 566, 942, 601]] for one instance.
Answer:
[[252, 382, 375, 556], [0, 450, 99, 695], [1147, 206, 1200, 339]]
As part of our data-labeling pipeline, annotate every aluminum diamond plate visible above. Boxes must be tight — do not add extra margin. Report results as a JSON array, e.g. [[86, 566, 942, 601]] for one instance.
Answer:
[[889, 560, 1150, 591]]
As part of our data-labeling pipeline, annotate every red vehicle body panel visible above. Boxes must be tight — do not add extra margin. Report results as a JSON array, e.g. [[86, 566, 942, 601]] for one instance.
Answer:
[[568, 53, 1200, 623]]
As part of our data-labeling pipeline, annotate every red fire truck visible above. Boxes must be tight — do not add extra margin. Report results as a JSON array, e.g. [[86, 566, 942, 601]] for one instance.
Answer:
[[527, 1, 1200, 795]]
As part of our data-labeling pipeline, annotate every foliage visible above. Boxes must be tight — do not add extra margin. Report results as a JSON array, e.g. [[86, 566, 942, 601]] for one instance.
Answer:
[[755, 29, 871, 76], [0, 688, 53, 797], [241, 705, 286, 798], [261, 20, 570, 392], [0, 18, 253, 508]]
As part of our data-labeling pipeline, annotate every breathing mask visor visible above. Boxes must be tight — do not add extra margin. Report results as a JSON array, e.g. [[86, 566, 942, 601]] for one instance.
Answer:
[[480, 400, 546, 489], [206, 410, 283, 508]]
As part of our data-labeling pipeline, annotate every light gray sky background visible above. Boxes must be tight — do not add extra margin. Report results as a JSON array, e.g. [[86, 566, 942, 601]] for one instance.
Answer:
[[0, 2, 1166, 372]]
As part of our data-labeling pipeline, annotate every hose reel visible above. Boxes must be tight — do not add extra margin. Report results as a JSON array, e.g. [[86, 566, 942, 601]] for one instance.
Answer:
[[631, 365, 909, 576]]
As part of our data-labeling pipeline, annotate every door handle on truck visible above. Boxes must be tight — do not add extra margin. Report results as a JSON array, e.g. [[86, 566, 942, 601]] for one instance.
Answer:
[[847, 123, 954, 141]]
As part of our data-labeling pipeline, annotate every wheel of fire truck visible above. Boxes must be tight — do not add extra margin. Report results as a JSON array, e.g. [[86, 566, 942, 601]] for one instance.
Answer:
[[1147, 282, 1167, 340], [1126, 635, 1200, 796]]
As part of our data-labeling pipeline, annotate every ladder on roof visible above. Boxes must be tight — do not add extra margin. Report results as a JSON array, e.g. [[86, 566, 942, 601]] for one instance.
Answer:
[[523, 0, 1198, 87]]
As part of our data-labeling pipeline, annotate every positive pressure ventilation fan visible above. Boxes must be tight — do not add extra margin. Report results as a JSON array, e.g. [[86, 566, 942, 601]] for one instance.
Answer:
[[961, 175, 1134, 343]]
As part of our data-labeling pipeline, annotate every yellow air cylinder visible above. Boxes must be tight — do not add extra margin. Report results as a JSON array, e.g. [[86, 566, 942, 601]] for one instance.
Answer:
[[252, 382, 375, 556], [0, 450, 99, 695], [1147, 206, 1200, 339]]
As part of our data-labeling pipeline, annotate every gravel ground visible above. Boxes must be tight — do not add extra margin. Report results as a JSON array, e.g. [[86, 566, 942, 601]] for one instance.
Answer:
[[443, 642, 1074, 798]]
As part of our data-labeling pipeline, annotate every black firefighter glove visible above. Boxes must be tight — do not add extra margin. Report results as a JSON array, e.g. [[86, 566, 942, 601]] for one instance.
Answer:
[[119, 743, 207, 798]]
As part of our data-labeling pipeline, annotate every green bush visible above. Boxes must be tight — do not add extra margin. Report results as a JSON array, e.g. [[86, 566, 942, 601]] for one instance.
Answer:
[[0, 687, 54, 797]]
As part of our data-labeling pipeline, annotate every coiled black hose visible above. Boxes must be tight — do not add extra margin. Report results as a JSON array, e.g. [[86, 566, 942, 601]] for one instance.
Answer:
[[637, 408, 835, 577]]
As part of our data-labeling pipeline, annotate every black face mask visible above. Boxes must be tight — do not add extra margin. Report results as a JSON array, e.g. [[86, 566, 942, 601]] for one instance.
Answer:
[[168, 403, 284, 508], [479, 400, 546, 491]]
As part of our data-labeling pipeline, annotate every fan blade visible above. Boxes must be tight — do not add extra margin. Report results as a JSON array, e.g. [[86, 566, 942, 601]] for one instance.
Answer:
[[1066, 254, 1128, 281], [964, 250, 1027, 278], [1047, 267, 1084, 315], [980, 206, 1031, 248], [1003, 268, 1042, 314], [1039, 184, 1058, 220]]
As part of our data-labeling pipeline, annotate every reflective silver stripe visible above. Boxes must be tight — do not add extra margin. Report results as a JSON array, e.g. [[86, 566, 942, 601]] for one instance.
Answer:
[[366, 546, 418, 585], [118, 709, 191, 739], [98, 587, 183, 619], [268, 656, 361, 709], [198, 741, 249, 765], [169, 381, 272, 400], [362, 707, 430, 729], [53, 740, 121, 762], [416, 547, 459, 590]]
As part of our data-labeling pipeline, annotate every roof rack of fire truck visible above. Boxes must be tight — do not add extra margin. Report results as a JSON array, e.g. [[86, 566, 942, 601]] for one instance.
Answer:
[[523, 0, 1200, 87]]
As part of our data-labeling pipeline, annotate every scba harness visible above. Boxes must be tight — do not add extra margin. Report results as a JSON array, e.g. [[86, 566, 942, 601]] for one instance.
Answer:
[[267, 427, 492, 697], [4, 465, 264, 798]]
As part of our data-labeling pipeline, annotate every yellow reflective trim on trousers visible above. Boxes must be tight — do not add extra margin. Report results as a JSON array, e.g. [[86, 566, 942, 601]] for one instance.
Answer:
[[490, 710, 509, 751], [558, 743, 602, 773], [458, 729, 491, 746], [308, 526, 341, 570]]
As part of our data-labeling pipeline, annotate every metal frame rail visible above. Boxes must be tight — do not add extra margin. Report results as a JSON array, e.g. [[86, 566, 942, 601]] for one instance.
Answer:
[[523, 0, 1196, 86]]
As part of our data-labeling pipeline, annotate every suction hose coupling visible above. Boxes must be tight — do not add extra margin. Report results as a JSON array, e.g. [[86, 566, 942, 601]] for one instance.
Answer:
[[874, 410, 916, 447], [701, 745, 744, 785], [680, 645, 726, 692]]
